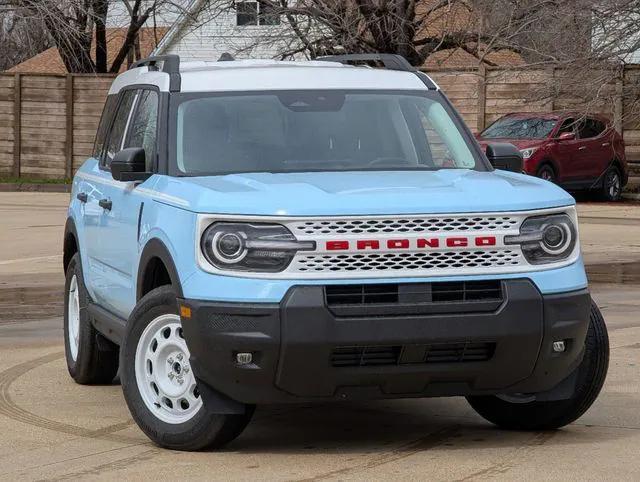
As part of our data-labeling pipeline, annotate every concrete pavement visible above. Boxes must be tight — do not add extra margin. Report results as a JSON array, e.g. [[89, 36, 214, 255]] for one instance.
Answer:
[[0, 193, 639, 481]]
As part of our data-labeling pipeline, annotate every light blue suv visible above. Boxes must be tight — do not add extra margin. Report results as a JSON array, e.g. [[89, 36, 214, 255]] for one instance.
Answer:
[[63, 54, 609, 451]]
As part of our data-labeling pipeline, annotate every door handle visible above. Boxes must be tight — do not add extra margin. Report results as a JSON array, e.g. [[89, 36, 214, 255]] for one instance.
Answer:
[[76, 192, 88, 203], [578, 146, 587, 150], [602, 142, 610, 147], [98, 199, 112, 211]]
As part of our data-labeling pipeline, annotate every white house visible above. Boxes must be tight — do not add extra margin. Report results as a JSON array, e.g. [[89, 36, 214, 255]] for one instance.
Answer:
[[107, 0, 291, 61]]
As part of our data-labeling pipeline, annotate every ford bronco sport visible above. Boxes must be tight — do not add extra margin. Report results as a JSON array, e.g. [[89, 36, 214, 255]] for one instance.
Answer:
[[63, 54, 609, 451]]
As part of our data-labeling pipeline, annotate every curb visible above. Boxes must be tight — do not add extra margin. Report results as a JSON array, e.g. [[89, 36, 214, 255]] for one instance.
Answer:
[[622, 192, 640, 201], [0, 183, 71, 193]]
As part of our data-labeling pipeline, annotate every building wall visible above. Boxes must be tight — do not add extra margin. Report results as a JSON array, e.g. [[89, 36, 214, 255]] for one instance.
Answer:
[[155, 4, 292, 60], [106, 0, 187, 28]]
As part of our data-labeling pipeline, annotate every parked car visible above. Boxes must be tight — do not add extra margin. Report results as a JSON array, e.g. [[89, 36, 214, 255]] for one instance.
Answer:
[[63, 54, 609, 451], [476, 112, 628, 201]]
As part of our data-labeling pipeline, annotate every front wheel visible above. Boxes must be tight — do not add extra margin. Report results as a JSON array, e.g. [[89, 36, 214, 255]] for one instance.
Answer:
[[537, 164, 556, 183], [467, 300, 609, 430], [120, 286, 254, 451]]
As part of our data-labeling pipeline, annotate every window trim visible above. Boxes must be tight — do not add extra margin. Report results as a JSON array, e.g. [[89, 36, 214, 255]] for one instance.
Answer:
[[92, 95, 118, 160], [98, 84, 162, 174], [99, 89, 138, 172], [123, 87, 162, 173]]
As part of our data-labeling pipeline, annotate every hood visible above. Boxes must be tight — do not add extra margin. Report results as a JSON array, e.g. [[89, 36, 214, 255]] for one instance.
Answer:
[[476, 138, 547, 150], [149, 169, 574, 215]]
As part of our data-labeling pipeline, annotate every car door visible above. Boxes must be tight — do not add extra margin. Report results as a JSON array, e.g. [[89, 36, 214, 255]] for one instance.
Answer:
[[582, 118, 610, 180], [552, 117, 591, 182], [82, 90, 138, 315], [104, 88, 161, 317]]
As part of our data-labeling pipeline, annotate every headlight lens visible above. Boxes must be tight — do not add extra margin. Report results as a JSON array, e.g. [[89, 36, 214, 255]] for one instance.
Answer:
[[520, 148, 537, 159], [201, 222, 315, 272], [504, 214, 576, 264]]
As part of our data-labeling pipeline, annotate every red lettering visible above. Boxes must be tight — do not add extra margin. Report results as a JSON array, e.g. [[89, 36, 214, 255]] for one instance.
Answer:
[[447, 237, 468, 247], [475, 236, 496, 246], [326, 240, 349, 251], [417, 238, 440, 248], [387, 239, 410, 249], [357, 240, 380, 250]]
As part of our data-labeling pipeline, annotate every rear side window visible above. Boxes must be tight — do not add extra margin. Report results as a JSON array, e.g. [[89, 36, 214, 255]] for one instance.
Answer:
[[125, 90, 159, 171], [92, 96, 118, 158], [102, 90, 137, 168], [580, 119, 606, 139]]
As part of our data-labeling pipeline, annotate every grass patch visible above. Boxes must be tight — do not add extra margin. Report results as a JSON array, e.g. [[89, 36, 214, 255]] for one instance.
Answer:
[[0, 176, 71, 185]]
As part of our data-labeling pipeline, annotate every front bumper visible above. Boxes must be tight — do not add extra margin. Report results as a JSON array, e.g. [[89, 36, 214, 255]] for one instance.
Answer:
[[180, 279, 590, 405]]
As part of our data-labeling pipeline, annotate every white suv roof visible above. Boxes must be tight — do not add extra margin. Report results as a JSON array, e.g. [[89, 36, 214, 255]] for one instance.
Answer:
[[109, 56, 438, 95]]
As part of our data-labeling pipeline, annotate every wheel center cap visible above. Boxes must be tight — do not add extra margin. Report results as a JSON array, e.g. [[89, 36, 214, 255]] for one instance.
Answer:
[[173, 362, 182, 374]]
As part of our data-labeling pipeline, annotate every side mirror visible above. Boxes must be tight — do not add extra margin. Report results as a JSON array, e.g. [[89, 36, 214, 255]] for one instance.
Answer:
[[111, 147, 151, 182], [557, 132, 575, 141], [485, 143, 523, 173]]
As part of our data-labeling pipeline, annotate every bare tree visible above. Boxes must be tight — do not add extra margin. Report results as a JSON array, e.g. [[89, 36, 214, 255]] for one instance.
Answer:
[[0, 7, 52, 70], [200, 0, 640, 124], [0, 0, 186, 73]]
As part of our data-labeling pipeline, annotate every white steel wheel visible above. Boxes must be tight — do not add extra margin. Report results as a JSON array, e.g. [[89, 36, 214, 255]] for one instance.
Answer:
[[134, 314, 203, 424], [67, 274, 81, 361]]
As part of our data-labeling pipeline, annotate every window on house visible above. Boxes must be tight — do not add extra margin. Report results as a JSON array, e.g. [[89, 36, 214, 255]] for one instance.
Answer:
[[236, 1, 281, 26], [259, 1, 281, 25], [236, 2, 258, 25]]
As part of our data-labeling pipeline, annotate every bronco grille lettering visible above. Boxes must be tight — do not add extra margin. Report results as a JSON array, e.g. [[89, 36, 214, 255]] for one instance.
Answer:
[[323, 236, 498, 251]]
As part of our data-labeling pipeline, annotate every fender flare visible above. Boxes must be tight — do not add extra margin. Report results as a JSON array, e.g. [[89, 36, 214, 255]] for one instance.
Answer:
[[136, 238, 184, 300], [537, 159, 559, 178], [63, 216, 80, 272]]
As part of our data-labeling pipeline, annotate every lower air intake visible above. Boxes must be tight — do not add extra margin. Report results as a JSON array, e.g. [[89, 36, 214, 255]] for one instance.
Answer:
[[331, 342, 496, 367]]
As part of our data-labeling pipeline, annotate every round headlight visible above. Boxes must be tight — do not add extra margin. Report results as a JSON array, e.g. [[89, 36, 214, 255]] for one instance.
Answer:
[[504, 213, 577, 265], [541, 223, 570, 254], [215, 232, 245, 260], [200, 222, 315, 273]]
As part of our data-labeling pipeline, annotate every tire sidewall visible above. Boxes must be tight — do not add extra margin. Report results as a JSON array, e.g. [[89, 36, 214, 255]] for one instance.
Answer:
[[538, 164, 555, 183], [63, 254, 92, 379], [120, 287, 229, 449], [602, 167, 621, 201]]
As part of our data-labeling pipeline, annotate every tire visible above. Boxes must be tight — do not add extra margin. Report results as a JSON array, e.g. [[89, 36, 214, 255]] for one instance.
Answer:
[[599, 166, 622, 202], [120, 286, 254, 451], [64, 253, 119, 384], [467, 300, 609, 430], [537, 164, 556, 183]]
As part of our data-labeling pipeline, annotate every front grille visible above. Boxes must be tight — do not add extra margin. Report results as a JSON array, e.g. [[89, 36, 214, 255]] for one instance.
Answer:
[[326, 280, 503, 306], [294, 250, 522, 273], [331, 342, 496, 367], [290, 216, 519, 236]]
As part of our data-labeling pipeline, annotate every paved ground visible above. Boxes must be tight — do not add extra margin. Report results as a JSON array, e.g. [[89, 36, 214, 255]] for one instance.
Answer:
[[0, 192, 639, 481]]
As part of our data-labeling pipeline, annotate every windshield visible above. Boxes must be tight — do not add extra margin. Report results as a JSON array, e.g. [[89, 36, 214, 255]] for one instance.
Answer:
[[481, 116, 557, 139], [171, 91, 483, 176]]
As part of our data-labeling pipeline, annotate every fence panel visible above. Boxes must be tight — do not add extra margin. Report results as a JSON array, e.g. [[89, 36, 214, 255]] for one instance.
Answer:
[[0, 67, 638, 180]]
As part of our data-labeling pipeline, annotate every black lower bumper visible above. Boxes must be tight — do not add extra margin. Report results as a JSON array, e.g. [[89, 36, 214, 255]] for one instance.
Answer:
[[180, 280, 590, 405]]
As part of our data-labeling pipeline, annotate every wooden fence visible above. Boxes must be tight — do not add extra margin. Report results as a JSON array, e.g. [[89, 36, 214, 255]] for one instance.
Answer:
[[1, 67, 639, 179], [0, 73, 115, 179]]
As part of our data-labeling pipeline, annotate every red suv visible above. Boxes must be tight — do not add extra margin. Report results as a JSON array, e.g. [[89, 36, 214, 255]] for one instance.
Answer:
[[476, 112, 628, 201]]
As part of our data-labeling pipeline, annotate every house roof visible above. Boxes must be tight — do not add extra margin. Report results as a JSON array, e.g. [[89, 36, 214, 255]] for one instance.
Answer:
[[7, 27, 169, 74]]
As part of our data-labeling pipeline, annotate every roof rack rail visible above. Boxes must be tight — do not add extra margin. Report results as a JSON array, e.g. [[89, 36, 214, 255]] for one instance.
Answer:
[[317, 53, 415, 72], [316, 53, 437, 90], [130, 54, 181, 92]]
